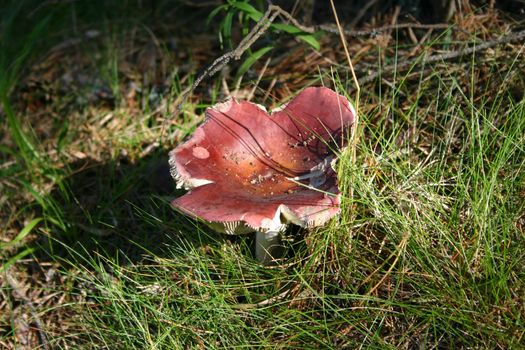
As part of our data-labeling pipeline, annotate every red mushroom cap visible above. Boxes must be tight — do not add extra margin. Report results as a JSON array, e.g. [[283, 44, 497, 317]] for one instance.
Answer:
[[169, 87, 356, 233]]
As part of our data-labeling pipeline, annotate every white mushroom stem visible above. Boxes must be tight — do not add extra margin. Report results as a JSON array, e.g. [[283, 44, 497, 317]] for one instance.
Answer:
[[255, 229, 283, 264]]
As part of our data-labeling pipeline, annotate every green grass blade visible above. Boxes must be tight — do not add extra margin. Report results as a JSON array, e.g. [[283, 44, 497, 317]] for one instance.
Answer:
[[1, 248, 36, 273], [0, 218, 42, 250], [235, 45, 273, 82]]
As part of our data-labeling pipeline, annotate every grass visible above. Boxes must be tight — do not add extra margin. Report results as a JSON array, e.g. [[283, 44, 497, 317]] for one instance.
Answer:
[[1, 1, 525, 348]]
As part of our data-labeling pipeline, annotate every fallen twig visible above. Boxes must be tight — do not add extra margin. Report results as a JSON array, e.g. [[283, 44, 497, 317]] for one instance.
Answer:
[[318, 22, 453, 37], [174, 5, 299, 114], [4, 272, 50, 350], [170, 3, 467, 117], [358, 28, 525, 84], [171, 2, 524, 122]]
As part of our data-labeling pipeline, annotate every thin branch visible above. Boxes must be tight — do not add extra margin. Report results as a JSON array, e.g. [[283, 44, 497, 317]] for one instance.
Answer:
[[318, 22, 453, 37], [174, 5, 289, 114], [358, 29, 525, 85], [172, 2, 462, 117], [271, 5, 315, 34], [247, 57, 271, 101], [4, 272, 49, 350]]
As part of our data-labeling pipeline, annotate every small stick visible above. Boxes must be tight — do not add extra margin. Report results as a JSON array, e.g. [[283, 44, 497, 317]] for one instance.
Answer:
[[359, 29, 525, 84], [262, 77, 277, 103], [271, 5, 315, 34], [247, 57, 271, 101], [171, 3, 458, 117], [4, 272, 50, 350], [318, 22, 453, 37], [174, 5, 298, 114]]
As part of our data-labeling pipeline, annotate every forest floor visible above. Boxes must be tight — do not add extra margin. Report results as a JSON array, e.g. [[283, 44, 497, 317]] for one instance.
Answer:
[[1, 1, 524, 349]]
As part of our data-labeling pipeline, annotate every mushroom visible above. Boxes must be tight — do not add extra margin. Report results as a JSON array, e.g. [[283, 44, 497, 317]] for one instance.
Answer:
[[169, 87, 356, 264]]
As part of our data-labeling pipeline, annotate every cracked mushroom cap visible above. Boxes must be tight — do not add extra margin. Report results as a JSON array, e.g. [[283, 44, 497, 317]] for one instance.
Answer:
[[169, 87, 356, 234]]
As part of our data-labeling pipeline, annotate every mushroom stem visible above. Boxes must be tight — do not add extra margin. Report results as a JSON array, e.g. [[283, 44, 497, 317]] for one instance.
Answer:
[[255, 229, 283, 264]]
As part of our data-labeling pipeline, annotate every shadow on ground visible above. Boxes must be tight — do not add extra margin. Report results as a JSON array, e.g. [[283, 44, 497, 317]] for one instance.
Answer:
[[29, 149, 211, 268], [27, 148, 303, 272]]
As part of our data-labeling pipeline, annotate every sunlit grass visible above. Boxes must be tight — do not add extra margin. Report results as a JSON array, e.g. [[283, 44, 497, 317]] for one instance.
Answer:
[[45, 67, 524, 348]]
